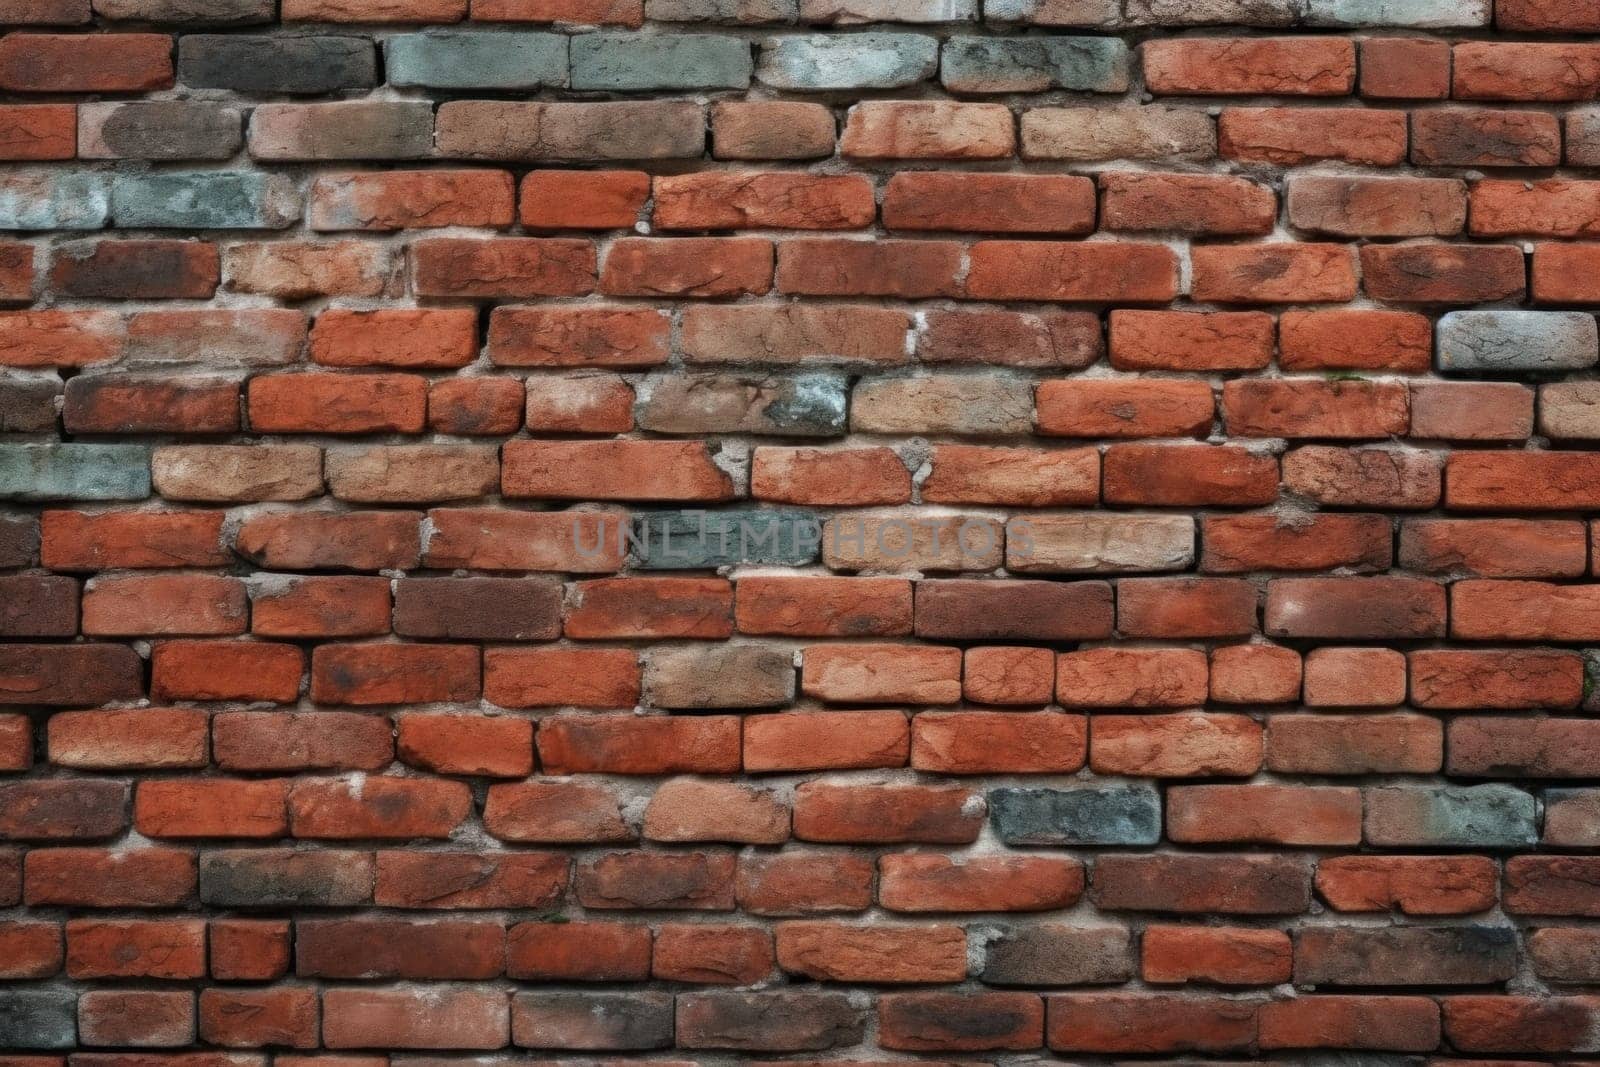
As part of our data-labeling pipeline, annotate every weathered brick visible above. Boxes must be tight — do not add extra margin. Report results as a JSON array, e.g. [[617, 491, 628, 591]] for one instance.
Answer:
[[941, 35, 1127, 92], [759, 33, 936, 89], [178, 34, 376, 93], [437, 101, 705, 161], [79, 101, 241, 161]]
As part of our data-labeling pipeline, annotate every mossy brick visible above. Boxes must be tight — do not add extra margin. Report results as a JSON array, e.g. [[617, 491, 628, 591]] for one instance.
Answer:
[[0, 172, 109, 230], [989, 785, 1161, 846], [757, 33, 937, 89], [1365, 783, 1538, 847], [177, 34, 377, 94], [111, 173, 299, 230], [570, 34, 753, 90], [941, 36, 1129, 93], [0, 444, 150, 501], [387, 30, 568, 89], [632, 508, 821, 568], [1306, 0, 1488, 26], [0, 990, 76, 1050], [1438, 311, 1599, 373]]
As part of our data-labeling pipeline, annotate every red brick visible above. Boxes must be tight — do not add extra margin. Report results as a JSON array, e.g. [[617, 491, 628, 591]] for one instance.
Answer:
[[507, 921, 649, 980], [963, 646, 1056, 706], [1265, 576, 1445, 639], [412, 237, 594, 298], [1259, 995, 1439, 1051], [751, 447, 911, 506], [83, 574, 245, 636], [1442, 994, 1600, 1055], [1290, 176, 1466, 237], [0, 104, 74, 160], [428, 378, 523, 435], [77, 989, 195, 1047], [966, 241, 1178, 301], [737, 851, 874, 916], [483, 646, 640, 708], [397, 714, 534, 778], [1036, 378, 1213, 438], [41, 510, 226, 571], [538, 713, 740, 775], [1402, 517, 1587, 578], [1100, 172, 1275, 235], [777, 238, 961, 298], [0, 33, 172, 92], [69, 921, 208, 985], [841, 101, 1015, 160], [777, 922, 963, 984], [489, 305, 668, 367], [250, 576, 391, 639], [0, 310, 125, 368], [1192, 243, 1358, 304], [288, 776, 472, 839], [199, 987, 317, 1049], [135, 779, 288, 839], [1057, 647, 1208, 708], [1498, 0, 1600, 29], [309, 169, 513, 230], [1361, 37, 1451, 99], [1144, 36, 1353, 95], [743, 710, 910, 772], [883, 172, 1094, 233], [802, 643, 961, 704], [504, 440, 733, 502], [520, 169, 648, 229], [655, 172, 873, 231], [1317, 855, 1498, 915], [1047, 993, 1257, 1054], [794, 782, 981, 844], [210, 919, 290, 981], [483, 780, 630, 843], [644, 779, 788, 845], [24, 848, 195, 908], [0, 920, 61, 979], [918, 308, 1102, 368], [1109, 310, 1273, 372], [576, 850, 736, 911], [1412, 107, 1560, 167], [212, 712, 393, 772], [310, 308, 478, 369], [235, 511, 420, 571], [1104, 443, 1275, 507], [151, 641, 303, 703], [656, 924, 773, 985], [1362, 242, 1525, 303], [602, 237, 772, 297], [911, 711, 1085, 774], [1279, 309, 1432, 371], [1284, 445, 1442, 509], [1091, 713, 1263, 777], [1168, 784, 1361, 845], [322, 988, 508, 1051], [1210, 644, 1301, 705], [1220, 106, 1407, 165], [376, 851, 567, 909], [472, 0, 642, 23], [297, 917, 503, 979], [1142, 926, 1290, 986], [249, 373, 425, 434], [712, 100, 834, 160], [424, 508, 623, 573]]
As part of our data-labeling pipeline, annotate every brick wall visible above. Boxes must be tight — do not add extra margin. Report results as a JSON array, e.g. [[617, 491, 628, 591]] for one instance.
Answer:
[[2, 0, 1600, 1059]]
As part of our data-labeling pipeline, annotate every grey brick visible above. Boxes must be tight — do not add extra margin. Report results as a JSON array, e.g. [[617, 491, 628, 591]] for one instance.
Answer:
[[1364, 784, 1537, 847], [632, 508, 821, 569], [0, 171, 109, 231], [199, 850, 374, 908], [0, 375, 60, 432], [1438, 311, 1599, 373], [1293, 925, 1517, 985], [1125, 0, 1305, 23], [78, 101, 242, 161], [1569, 108, 1600, 167], [94, 0, 272, 20], [757, 33, 937, 90], [0, 444, 150, 501], [800, 0, 976, 21], [989, 785, 1161, 846], [514, 991, 674, 1051], [980, 925, 1132, 986], [249, 102, 434, 162], [942, 36, 1129, 93], [387, 30, 568, 89], [0, 991, 76, 1050], [111, 172, 299, 230], [649, 0, 797, 20], [570, 33, 752, 91], [645, 644, 796, 707], [640, 373, 847, 436], [983, 0, 1119, 24], [178, 34, 377, 94], [1306, 0, 1488, 26]]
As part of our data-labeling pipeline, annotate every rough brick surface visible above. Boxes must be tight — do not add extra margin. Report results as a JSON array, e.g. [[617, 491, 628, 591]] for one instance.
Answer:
[[0, 0, 1596, 1060]]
